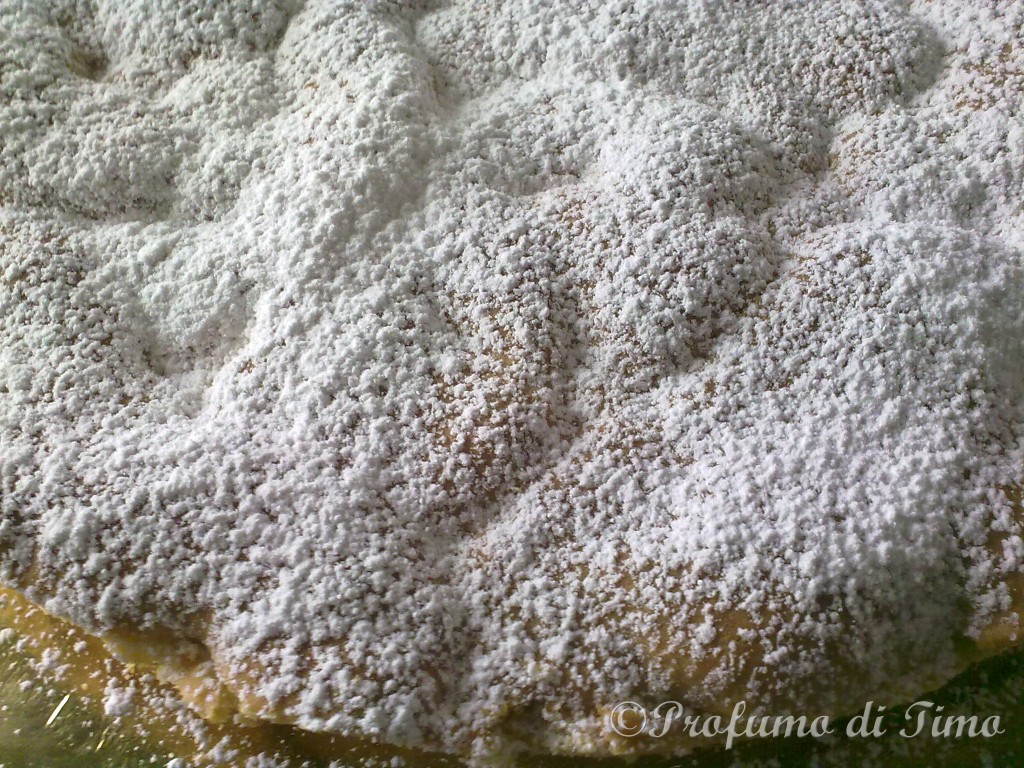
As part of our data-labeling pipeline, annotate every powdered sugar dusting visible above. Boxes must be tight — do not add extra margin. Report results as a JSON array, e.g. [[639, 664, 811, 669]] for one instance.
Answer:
[[1, 0, 1022, 760]]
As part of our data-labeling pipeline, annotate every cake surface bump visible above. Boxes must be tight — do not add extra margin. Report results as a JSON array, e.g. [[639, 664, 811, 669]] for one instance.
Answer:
[[1, 0, 1022, 762]]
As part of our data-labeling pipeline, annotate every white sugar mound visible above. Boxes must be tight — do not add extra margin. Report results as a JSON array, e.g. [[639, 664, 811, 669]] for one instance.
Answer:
[[1, 0, 1023, 760]]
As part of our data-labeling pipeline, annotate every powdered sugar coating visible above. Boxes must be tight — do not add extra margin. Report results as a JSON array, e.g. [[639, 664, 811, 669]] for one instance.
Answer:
[[0, 0, 1022, 760]]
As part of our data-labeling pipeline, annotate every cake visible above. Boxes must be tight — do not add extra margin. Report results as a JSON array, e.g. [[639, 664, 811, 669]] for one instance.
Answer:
[[1, 0, 1022, 765]]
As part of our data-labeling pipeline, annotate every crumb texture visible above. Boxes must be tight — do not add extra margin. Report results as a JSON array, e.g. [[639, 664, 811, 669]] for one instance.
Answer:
[[0, 0, 1022, 759]]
